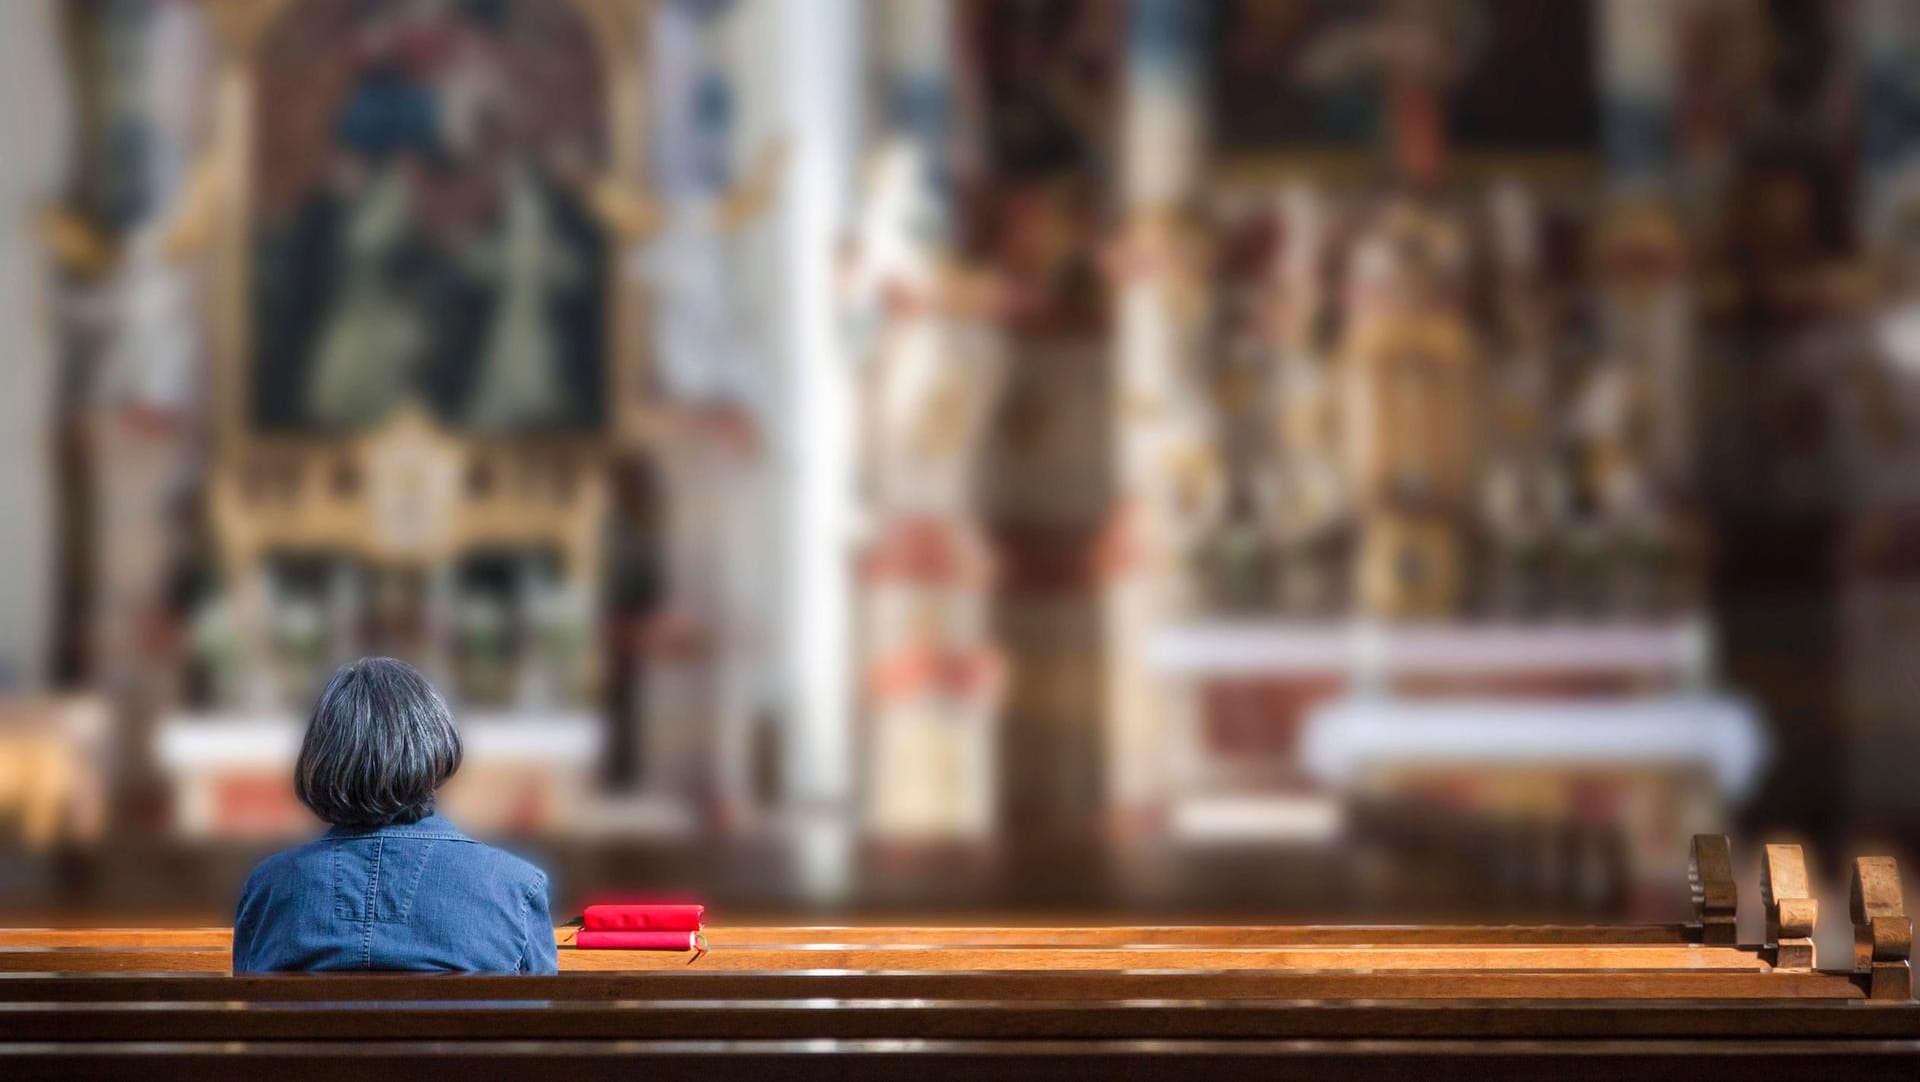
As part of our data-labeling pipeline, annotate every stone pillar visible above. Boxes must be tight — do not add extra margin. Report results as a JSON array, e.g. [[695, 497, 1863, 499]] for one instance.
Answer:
[[753, 0, 863, 886]]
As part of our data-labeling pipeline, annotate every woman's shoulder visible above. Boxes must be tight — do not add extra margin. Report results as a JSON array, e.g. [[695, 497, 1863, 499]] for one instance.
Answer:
[[418, 837, 552, 918], [468, 840, 550, 894], [238, 836, 334, 895]]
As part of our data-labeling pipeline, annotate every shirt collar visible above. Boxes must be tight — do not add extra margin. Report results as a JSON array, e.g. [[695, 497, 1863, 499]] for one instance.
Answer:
[[324, 811, 468, 840]]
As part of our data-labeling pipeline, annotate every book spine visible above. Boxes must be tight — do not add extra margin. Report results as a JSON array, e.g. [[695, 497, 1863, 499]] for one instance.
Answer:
[[581, 905, 706, 931], [574, 930, 700, 951]]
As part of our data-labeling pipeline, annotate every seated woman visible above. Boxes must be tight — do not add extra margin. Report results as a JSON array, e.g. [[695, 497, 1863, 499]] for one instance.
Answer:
[[233, 657, 559, 973]]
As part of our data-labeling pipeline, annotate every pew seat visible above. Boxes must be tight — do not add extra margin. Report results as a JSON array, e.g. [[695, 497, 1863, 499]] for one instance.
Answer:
[[2, 836, 1911, 1079]]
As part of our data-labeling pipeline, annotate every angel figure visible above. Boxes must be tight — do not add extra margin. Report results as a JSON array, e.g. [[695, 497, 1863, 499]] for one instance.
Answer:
[[306, 163, 429, 429], [843, 139, 1011, 520], [640, 137, 786, 422], [91, 0, 216, 416], [464, 159, 586, 431]]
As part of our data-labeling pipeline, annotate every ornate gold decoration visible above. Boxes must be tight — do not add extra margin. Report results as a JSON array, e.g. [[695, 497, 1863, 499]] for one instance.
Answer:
[[192, 0, 654, 699]]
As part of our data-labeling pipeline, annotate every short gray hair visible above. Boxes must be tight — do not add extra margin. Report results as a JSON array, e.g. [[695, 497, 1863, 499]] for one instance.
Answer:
[[295, 657, 463, 828]]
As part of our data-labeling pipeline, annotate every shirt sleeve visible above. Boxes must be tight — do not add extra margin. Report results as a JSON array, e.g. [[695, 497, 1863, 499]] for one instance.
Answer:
[[230, 867, 263, 973], [522, 872, 560, 975]]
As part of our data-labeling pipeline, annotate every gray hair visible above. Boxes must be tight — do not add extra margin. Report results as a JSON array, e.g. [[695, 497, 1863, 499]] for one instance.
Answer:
[[294, 657, 463, 828]]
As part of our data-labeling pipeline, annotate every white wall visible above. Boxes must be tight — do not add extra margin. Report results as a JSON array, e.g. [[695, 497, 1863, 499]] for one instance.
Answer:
[[0, 0, 69, 690]]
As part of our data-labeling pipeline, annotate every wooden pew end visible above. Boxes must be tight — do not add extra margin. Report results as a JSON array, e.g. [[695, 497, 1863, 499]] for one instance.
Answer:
[[1690, 834, 1737, 946], [1852, 855, 1912, 1001], [1761, 843, 1816, 970]]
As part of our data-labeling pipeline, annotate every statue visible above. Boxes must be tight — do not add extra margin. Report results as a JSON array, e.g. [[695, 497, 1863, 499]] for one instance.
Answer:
[[1574, 199, 1699, 616], [70, 0, 221, 716], [608, 0, 787, 814], [1479, 181, 1568, 618], [1102, 200, 1226, 616], [464, 160, 587, 431], [843, 138, 1011, 839], [1337, 201, 1480, 619], [1268, 182, 1350, 615], [844, 141, 1011, 518], [1854, 171, 1920, 458], [305, 163, 429, 429]]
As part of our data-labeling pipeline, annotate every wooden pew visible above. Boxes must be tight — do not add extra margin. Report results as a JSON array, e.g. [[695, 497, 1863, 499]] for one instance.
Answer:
[[0, 942, 1778, 973], [0, 922, 1702, 947], [1, 837, 1912, 1080], [0, 967, 1880, 1001]]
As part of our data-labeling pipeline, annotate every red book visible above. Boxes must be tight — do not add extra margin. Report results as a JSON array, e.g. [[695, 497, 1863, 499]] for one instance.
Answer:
[[574, 930, 702, 951], [582, 904, 705, 931]]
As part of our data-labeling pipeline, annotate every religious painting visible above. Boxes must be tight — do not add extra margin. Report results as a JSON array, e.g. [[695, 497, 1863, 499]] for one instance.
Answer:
[[1208, 0, 1391, 156], [962, 0, 1118, 183], [1444, 0, 1596, 154], [248, 0, 609, 434], [1207, 0, 1596, 161]]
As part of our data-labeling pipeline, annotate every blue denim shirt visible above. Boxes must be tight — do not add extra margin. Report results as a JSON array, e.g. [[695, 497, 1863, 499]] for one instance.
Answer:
[[232, 813, 558, 974]]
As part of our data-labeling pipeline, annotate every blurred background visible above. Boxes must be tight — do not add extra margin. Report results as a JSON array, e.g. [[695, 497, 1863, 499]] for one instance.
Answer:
[[0, 0, 1915, 930]]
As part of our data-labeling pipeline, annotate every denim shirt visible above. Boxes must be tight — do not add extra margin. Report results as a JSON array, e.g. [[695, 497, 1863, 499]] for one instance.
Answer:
[[232, 813, 558, 974]]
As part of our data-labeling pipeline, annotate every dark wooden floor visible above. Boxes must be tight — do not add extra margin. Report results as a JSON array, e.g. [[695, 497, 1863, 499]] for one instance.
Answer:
[[7, 1034, 1920, 1081]]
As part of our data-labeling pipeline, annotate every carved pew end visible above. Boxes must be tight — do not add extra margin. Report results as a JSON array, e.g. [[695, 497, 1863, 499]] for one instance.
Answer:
[[1690, 834, 1737, 946], [1852, 856, 1912, 1001], [1761, 843, 1816, 970]]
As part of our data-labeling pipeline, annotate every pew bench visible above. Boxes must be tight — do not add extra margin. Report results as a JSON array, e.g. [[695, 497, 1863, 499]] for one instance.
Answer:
[[0, 836, 1912, 1079]]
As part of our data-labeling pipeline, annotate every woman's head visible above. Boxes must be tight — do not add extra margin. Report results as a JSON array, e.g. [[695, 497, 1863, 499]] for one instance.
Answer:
[[295, 657, 463, 828]]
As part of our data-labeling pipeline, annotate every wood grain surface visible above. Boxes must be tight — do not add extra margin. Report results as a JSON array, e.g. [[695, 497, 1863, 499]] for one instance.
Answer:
[[0, 943, 1770, 973], [0, 923, 1700, 948]]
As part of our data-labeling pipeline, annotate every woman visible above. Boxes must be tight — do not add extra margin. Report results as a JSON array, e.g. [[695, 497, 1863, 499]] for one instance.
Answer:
[[233, 657, 559, 973]]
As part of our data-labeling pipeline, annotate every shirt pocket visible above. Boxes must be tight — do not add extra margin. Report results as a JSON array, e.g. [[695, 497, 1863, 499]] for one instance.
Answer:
[[331, 836, 440, 924]]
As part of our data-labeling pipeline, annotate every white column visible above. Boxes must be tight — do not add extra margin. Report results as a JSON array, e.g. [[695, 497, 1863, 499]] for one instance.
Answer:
[[764, 0, 862, 833], [0, 0, 69, 689]]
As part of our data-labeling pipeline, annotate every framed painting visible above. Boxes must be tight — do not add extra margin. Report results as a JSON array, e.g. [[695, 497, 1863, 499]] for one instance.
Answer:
[[243, 0, 614, 436]]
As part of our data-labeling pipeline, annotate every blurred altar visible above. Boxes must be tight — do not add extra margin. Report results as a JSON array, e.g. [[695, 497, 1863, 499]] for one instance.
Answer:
[[0, 0, 1916, 926]]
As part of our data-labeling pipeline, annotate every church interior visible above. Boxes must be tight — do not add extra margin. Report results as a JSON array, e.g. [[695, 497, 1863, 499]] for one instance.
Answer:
[[0, 0, 1918, 942]]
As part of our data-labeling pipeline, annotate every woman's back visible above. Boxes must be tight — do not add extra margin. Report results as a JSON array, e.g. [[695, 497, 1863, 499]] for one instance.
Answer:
[[230, 657, 559, 974], [233, 812, 557, 973]]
